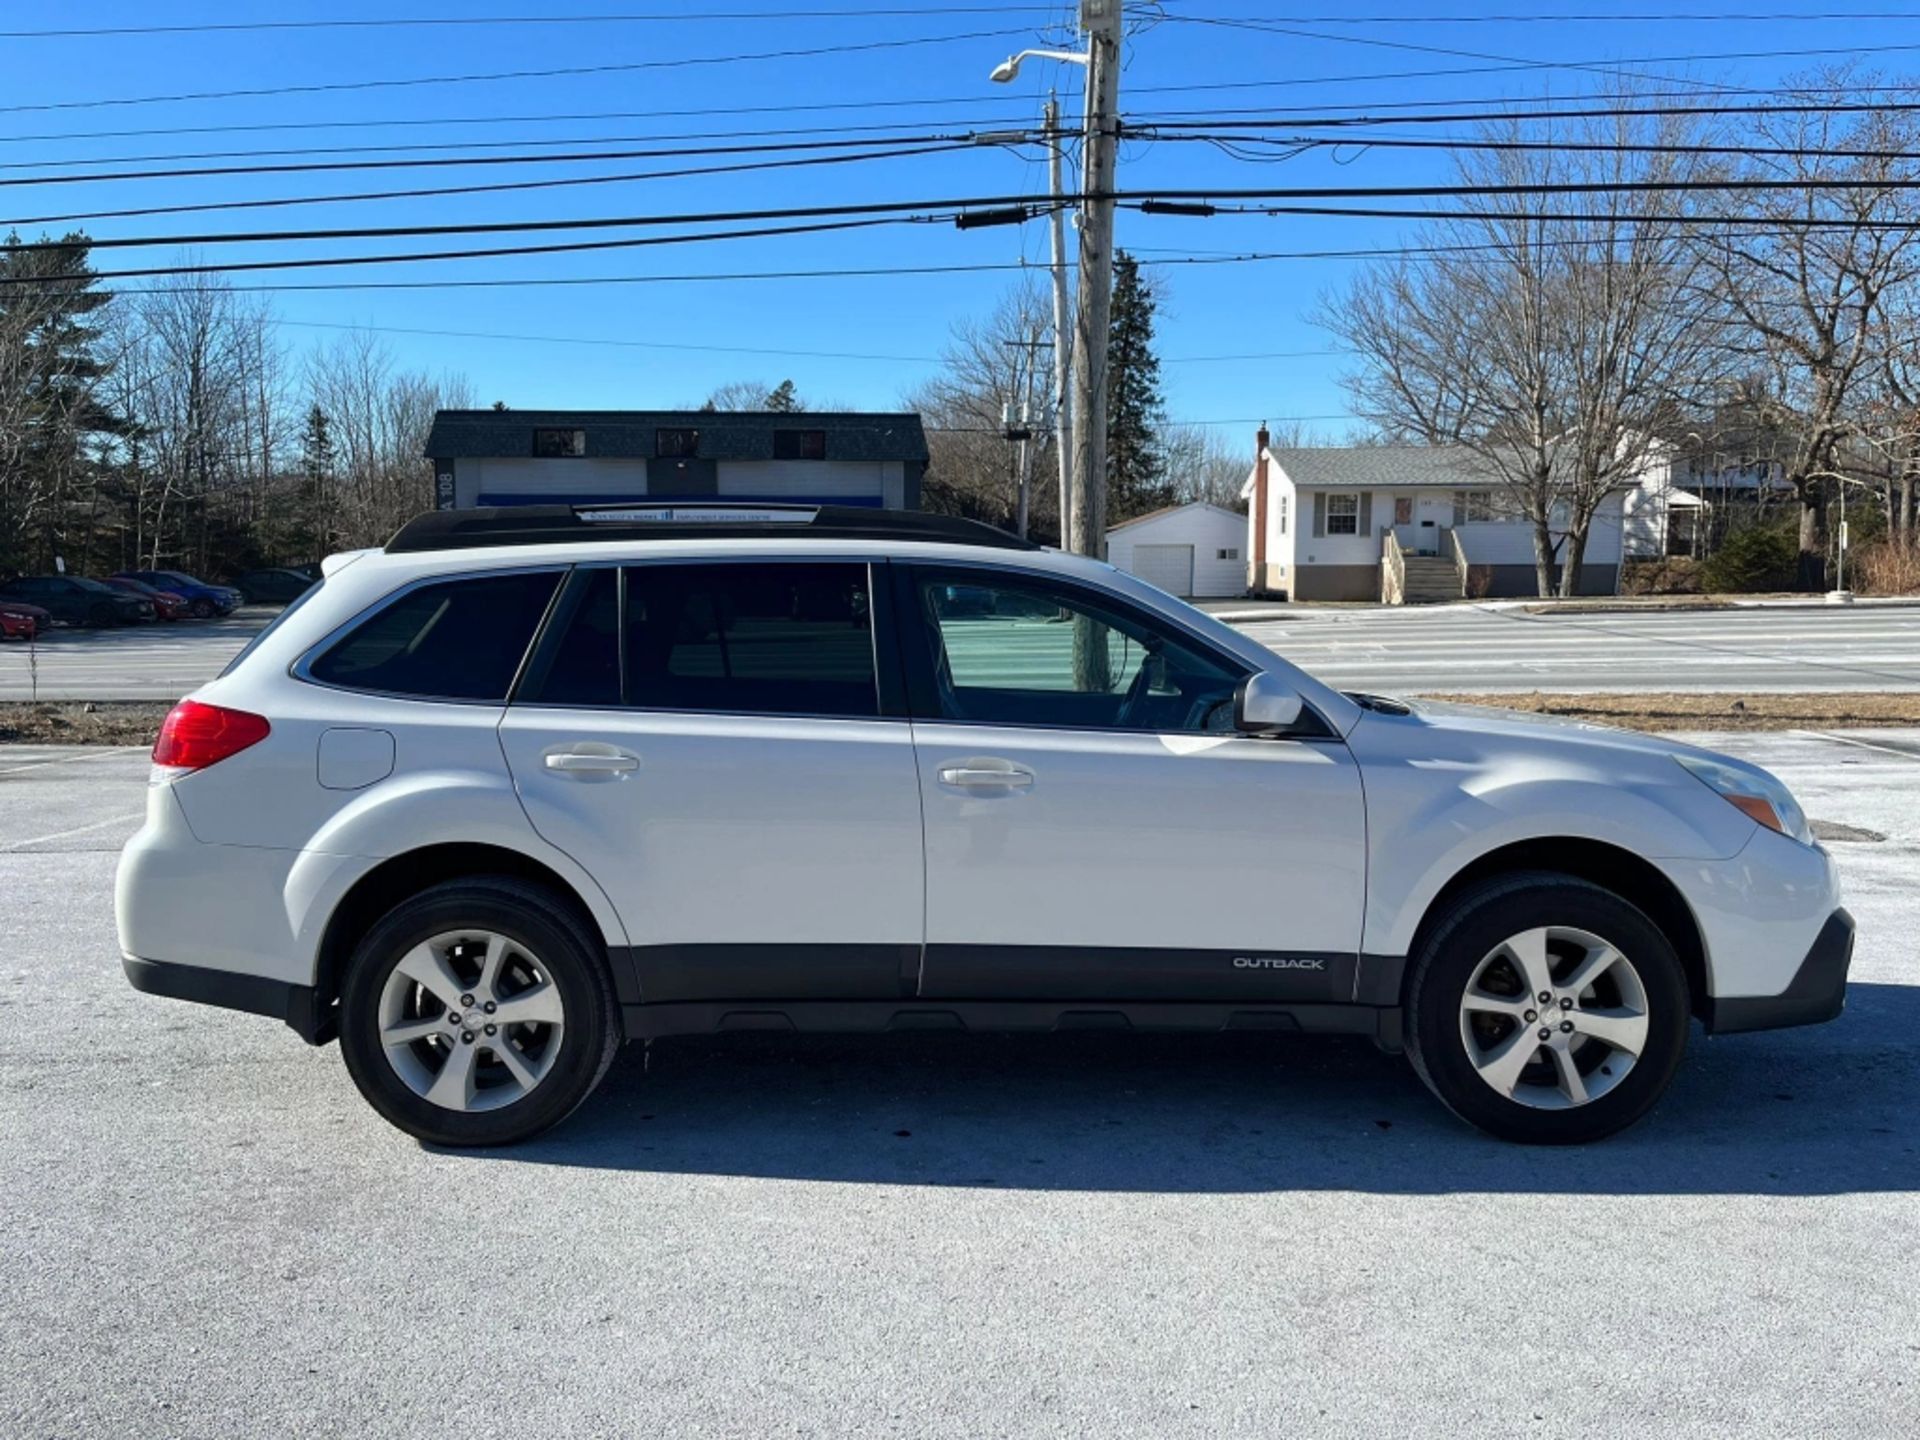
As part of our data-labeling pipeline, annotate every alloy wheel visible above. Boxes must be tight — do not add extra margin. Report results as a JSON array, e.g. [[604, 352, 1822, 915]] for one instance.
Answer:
[[377, 929, 566, 1113], [1457, 925, 1651, 1111]]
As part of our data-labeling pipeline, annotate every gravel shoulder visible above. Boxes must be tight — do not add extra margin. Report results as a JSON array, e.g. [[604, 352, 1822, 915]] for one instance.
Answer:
[[1416, 691, 1920, 731]]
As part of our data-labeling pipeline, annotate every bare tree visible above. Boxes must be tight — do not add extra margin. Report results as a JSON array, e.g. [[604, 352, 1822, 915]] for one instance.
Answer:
[[1321, 95, 1728, 595], [1694, 70, 1920, 589], [307, 330, 470, 546], [910, 282, 1060, 541]]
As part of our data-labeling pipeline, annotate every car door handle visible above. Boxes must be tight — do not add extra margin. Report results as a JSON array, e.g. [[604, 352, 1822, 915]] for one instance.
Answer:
[[544, 749, 639, 775], [937, 762, 1034, 791]]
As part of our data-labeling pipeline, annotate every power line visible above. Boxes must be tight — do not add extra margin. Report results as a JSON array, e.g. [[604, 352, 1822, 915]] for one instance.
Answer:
[[17, 179, 1920, 261], [270, 317, 1344, 367], [0, 27, 1039, 116], [0, 6, 1066, 39], [0, 142, 992, 229], [0, 131, 1019, 191], [1162, 8, 1920, 24]]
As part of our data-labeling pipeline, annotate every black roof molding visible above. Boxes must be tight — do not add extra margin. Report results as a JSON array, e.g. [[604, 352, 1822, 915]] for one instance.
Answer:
[[385, 503, 1036, 554], [423, 408, 929, 463]]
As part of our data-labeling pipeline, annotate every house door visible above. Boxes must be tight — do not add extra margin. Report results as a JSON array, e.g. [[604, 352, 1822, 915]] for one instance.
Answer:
[[1412, 495, 1453, 554], [1390, 495, 1418, 551]]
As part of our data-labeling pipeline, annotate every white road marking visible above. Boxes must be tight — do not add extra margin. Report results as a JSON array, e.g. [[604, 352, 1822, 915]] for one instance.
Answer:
[[4, 809, 146, 850], [1789, 730, 1920, 761], [0, 745, 145, 777]]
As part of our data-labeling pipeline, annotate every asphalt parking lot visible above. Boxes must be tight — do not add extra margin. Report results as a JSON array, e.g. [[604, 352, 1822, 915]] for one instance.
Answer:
[[7, 600, 1920, 699], [0, 730, 1914, 1437]]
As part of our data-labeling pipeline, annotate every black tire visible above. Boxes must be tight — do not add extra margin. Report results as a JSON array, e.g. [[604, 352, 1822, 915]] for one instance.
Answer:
[[338, 876, 621, 1147], [1404, 872, 1690, 1145], [88, 601, 116, 627], [189, 598, 214, 619]]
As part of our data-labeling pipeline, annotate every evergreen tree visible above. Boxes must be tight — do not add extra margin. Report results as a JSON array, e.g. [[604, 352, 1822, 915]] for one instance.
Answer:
[[0, 231, 126, 572], [1105, 251, 1171, 520], [765, 378, 801, 412], [297, 404, 336, 559]]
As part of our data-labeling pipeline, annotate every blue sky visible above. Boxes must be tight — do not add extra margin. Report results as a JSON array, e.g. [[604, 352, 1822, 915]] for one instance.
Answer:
[[3, 1, 1914, 446]]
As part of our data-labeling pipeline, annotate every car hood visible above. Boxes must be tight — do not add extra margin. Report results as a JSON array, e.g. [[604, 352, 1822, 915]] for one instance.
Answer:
[[0, 601, 51, 620], [1396, 696, 1722, 763]]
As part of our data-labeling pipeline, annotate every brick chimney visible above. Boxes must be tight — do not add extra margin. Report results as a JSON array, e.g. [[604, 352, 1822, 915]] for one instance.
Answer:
[[1250, 423, 1271, 590]]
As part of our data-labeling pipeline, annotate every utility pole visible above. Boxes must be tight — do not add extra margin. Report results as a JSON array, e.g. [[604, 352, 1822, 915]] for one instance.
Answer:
[[1044, 93, 1074, 548], [1068, 0, 1121, 560]]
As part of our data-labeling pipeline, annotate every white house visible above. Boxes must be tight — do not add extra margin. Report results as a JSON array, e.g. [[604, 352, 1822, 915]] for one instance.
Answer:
[[1105, 501, 1247, 598], [1242, 430, 1634, 601]]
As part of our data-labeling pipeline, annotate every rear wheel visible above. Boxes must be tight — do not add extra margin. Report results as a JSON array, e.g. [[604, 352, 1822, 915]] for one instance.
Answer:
[[1404, 873, 1689, 1144], [338, 877, 621, 1146]]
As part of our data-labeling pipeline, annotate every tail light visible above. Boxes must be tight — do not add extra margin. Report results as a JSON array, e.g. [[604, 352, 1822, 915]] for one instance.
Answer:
[[152, 700, 270, 771]]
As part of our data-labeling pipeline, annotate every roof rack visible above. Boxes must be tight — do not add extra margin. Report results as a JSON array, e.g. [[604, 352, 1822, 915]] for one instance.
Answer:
[[385, 503, 1038, 555]]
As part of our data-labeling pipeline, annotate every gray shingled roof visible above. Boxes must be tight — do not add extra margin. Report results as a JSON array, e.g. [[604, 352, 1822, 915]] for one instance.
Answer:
[[424, 409, 929, 463], [1268, 446, 1505, 489]]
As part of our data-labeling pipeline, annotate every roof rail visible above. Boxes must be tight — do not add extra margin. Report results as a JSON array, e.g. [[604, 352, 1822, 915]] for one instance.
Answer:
[[385, 503, 1037, 554]]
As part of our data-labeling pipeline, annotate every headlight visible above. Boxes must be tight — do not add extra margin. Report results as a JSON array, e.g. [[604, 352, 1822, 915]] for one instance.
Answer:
[[1674, 754, 1813, 846]]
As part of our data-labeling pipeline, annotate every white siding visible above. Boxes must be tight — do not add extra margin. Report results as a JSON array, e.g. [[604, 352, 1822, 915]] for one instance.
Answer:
[[1106, 503, 1246, 597], [467, 456, 647, 503], [1294, 486, 1394, 567], [1454, 492, 1626, 564], [716, 458, 896, 499]]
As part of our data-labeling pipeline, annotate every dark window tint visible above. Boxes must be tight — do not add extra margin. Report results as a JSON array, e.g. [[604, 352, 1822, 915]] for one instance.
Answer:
[[532, 427, 585, 458], [773, 428, 827, 461], [918, 573, 1243, 733], [521, 567, 620, 706], [655, 428, 699, 458], [624, 563, 876, 717], [308, 571, 559, 700]]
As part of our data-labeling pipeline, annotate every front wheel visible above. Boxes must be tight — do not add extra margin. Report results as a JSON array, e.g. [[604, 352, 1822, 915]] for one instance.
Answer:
[[189, 598, 214, 619], [338, 877, 621, 1146], [89, 601, 117, 627], [1404, 873, 1689, 1145]]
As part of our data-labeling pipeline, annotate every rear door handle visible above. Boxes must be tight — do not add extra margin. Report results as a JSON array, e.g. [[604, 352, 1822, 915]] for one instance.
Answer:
[[937, 761, 1034, 791], [543, 747, 639, 776]]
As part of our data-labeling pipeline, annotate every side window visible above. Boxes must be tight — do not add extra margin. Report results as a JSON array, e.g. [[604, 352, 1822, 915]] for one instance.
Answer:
[[307, 571, 559, 700], [519, 567, 620, 706], [916, 573, 1244, 733], [1326, 493, 1359, 535], [623, 562, 877, 717]]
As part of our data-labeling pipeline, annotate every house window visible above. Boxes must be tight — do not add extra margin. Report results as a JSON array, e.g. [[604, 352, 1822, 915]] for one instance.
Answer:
[[1217, 547, 1240, 561], [1453, 490, 1495, 522], [1326, 493, 1359, 535], [1278, 494, 1289, 535], [656, 428, 700, 459], [773, 428, 827, 461], [532, 428, 585, 458]]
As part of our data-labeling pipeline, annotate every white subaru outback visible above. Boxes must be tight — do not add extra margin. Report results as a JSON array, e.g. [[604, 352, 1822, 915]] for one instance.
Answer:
[[117, 504, 1853, 1147]]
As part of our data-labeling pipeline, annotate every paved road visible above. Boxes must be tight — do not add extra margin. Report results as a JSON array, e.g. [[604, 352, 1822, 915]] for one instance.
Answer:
[[1234, 602, 1920, 694], [1, 732, 1914, 1437], [6, 601, 1920, 701]]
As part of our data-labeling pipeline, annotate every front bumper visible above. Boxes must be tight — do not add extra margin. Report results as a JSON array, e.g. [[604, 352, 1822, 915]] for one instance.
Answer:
[[1702, 908, 1855, 1034], [122, 953, 332, 1043]]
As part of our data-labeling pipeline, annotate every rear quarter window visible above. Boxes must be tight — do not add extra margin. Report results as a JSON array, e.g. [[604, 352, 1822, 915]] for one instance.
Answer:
[[306, 571, 560, 701]]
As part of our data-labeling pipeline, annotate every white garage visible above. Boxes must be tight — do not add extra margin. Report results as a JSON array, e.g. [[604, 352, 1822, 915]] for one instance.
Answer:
[[1105, 502, 1247, 599]]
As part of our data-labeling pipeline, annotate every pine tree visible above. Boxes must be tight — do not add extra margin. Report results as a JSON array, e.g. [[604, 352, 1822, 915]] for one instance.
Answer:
[[765, 378, 801, 412], [0, 231, 126, 572], [1105, 251, 1171, 520], [297, 404, 336, 559]]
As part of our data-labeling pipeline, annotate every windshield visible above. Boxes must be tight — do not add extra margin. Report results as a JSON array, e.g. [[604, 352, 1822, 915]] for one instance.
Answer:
[[72, 577, 116, 594]]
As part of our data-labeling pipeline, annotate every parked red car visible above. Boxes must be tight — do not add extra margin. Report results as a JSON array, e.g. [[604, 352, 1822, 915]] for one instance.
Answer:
[[105, 575, 189, 621], [0, 600, 49, 640]]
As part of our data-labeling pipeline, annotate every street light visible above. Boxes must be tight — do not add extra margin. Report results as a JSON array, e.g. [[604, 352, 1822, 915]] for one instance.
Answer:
[[988, 48, 1088, 83]]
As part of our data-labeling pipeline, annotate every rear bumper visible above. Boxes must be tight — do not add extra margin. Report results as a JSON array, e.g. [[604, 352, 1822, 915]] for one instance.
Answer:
[[1702, 908, 1855, 1034], [122, 953, 332, 1044]]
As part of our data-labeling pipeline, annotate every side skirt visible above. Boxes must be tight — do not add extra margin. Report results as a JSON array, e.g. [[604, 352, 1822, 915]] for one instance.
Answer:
[[621, 999, 1403, 1051]]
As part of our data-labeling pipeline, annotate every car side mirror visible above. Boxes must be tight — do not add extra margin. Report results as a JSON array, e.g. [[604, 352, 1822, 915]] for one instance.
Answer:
[[1234, 672, 1305, 736]]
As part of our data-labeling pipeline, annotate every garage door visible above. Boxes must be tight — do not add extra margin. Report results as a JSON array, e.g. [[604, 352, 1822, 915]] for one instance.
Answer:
[[1131, 543, 1195, 597]]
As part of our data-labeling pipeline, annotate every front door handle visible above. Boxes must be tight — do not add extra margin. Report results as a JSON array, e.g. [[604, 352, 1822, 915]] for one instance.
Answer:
[[543, 747, 639, 776], [937, 760, 1034, 791]]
